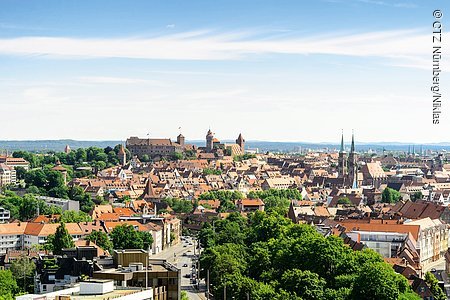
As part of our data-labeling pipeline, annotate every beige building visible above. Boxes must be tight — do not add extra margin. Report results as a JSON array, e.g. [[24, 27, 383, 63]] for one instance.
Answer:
[[404, 218, 449, 269], [126, 135, 195, 159], [0, 163, 16, 186]]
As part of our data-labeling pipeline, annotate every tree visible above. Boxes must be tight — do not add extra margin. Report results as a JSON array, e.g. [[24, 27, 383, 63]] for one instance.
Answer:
[[10, 255, 35, 293], [0, 269, 18, 300], [52, 222, 75, 255], [337, 197, 352, 205], [69, 186, 94, 213], [162, 198, 193, 213], [48, 185, 69, 199], [203, 168, 222, 175], [352, 261, 408, 300], [198, 209, 420, 300], [280, 269, 326, 300], [425, 272, 446, 300], [412, 191, 423, 202], [46, 170, 65, 190], [233, 154, 257, 161], [382, 187, 402, 203], [19, 194, 39, 221], [180, 291, 189, 300], [24, 169, 47, 189], [60, 210, 92, 223], [15, 167, 27, 181], [26, 185, 40, 194], [85, 230, 113, 253], [43, 234, 55, 252], [110, 224, 153, 250], [171, 152, 183, 161]]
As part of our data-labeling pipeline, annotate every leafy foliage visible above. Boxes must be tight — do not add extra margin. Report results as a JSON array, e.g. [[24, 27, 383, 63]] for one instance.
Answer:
[[10, 255, 35, 293], [248, 188, 302, 214], [337, 197, 352, 205], [199, 210, 420, 300], [60, 210, 92, 223], [162, 198, 193, 213], [425, 272, 447, 300], [382, 187, 402, 203], [68, 186, 95, 213], [203, 168, 222, 175], [0, 191, 61, 221], [110, 224, 153, 250], [233, 154, 257, 161], [51, 222, 75, 255], [85, 230, 113, 253], [199, 190, 243, 213], [0, 270, 18, 300]]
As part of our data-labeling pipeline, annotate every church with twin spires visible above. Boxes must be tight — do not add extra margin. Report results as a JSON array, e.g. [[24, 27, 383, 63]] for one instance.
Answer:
[[338, 131, 358, 188]]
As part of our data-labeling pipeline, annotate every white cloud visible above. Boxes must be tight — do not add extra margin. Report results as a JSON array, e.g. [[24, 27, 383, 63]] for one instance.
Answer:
[[0, 29, 442, 69], [357, 0, 418, 8], [78, 76, 169, 86]]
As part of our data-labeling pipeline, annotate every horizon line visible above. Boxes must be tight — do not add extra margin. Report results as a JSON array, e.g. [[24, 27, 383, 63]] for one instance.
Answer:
[[0, 138, 449, 146]]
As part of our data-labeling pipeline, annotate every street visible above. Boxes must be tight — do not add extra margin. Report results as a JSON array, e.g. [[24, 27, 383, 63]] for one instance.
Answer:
[[152, 236, 206, 300]]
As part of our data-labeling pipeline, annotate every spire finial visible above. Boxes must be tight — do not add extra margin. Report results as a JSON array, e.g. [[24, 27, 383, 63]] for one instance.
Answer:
[[350, 130, 355, 153], [340, 130, 344, 153]]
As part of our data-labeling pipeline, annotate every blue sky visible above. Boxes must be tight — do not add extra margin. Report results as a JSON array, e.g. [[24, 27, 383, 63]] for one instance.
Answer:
[[0, 0, 448, 143]]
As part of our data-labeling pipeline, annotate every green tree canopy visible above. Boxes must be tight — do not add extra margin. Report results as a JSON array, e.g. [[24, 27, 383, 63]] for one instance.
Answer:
[[85, 230, 113, 253], [162, 198, 193, 213], [199, 210, 420, 300], [425, 272, 446, 300], [52, 222, 75, 255], [10, 254, 35, 294], [0, 270, 18, 300], [60, 210, 92, 223], [110, 224, 153, 250], [337, 197, 352, 205], [382, 187, 402, 203]]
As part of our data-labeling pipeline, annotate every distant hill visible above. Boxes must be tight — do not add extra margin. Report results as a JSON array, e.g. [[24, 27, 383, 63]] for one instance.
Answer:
[[0, 139, 449, 153], [0, 140, 122, 153]]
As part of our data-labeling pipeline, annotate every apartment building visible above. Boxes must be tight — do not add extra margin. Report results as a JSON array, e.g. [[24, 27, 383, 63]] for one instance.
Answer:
[[337, 217, 448, 271], [0, 163, 16, 186], [0, 222, 84, 254], [0, 207, 10, 223]]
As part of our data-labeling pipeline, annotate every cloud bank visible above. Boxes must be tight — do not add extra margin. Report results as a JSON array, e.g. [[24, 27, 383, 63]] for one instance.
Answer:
[[0, 29, 441, 69]]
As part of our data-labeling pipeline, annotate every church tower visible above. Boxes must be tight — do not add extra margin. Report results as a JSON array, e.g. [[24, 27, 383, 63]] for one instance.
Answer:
[[338, 131, 347, 177], [347, 132, 358, 188], [206, 129, 214, 152], [236, 133, 245, 153], [118, 144, 127, 166]]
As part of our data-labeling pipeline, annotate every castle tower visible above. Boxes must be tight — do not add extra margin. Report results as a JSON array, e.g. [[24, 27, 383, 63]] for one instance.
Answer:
[[236, 133, 245, 152], [118, 144, 127, 166], [338, 131, 347, 177], [347, 132, 358, 188], [206, 129, 214, 152], [177, 133, 185, 147]]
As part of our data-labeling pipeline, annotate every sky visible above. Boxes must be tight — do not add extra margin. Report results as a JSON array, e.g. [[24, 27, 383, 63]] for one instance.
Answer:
[[0, 0, 449, 143]]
